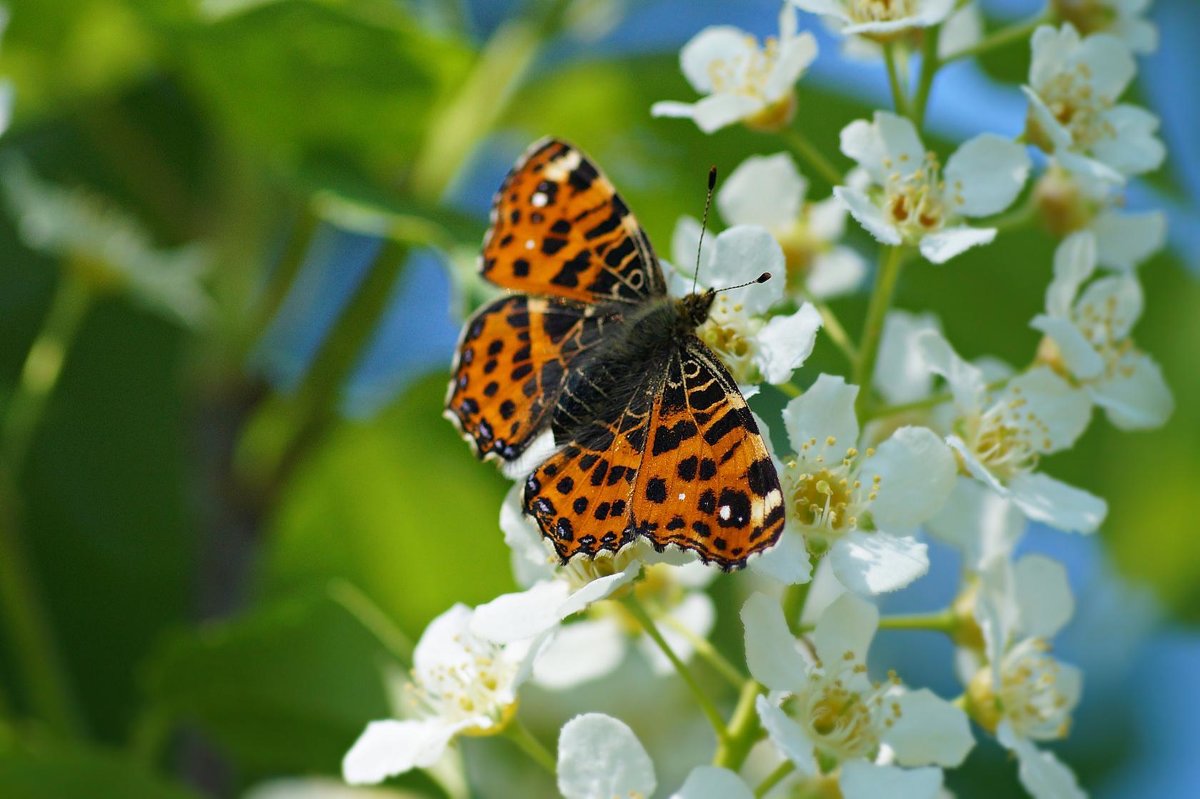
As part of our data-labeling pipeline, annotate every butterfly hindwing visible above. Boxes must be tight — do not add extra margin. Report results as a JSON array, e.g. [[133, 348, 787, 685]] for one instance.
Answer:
[[446, 295, 619, 462], [481, 138, 666, 304]]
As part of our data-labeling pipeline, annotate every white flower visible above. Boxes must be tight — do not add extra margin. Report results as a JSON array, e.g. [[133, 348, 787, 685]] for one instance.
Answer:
[[557, 714, 754, 799], [917, 330, 1107, 533], [836, 112, 1031, 263], [1031, 231, 1173, 430], [791, 0, 955, 36], [743, 592, 974, 798], [937, 2, 983, 60], [755, 374, 956, 594], [1024, 24, 1164, 186], [1051, 0, 1158, 54], [652, 5, 817, 133], [967, 639, 1086, 799], [717, 152, 867, 299], [343, 604, 539, 785], [873, 310, 942, 407], [668, 223, 822, 393], [472, 486, 714, 689]]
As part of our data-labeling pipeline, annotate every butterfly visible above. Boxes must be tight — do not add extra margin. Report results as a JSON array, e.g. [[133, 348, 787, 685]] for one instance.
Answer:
[[445, 138, 785, 570]]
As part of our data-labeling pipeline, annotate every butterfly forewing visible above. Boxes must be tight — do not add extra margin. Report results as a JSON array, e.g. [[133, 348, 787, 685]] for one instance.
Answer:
[[446, 295, 619, 462], [481, 138, 666, 304]]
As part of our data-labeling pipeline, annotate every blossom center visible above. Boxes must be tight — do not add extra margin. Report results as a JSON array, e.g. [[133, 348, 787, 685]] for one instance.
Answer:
[[791, 664, 895, 763], [849, 0, 917, 23], [1032, 63, 1116, 150], [698, 298, 760, 383], [967, 389, 1048, 482], [406, 639, 518, 733], [783, 439, 876, 545], [969, 641, 1074, 740], [707, 35, 780, 100], [881, 154, 948, 238]]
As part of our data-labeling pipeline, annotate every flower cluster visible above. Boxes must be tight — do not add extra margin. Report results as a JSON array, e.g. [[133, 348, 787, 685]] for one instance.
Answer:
[[343, 2, 1173, 798]]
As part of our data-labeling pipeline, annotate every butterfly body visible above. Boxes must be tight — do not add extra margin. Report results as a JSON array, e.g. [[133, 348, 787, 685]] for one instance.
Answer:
[[446, 138, 785, 570]]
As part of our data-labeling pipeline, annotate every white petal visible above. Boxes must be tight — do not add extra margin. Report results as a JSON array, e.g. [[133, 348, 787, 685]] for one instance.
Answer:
[[1090, 210, 1166, 271], [557, 714, 657, 799], [1004, 367, 1092, 454], [1007, 472, 1107, 533], [915, 328, 986, 414], [718, 153, 807, 229], [679, 26, 757, 93], [831, 531, 929, 595], [792, 0, 850, 23], [1078, 31, 1136, 98], [874, 112, 927, 177], [873, 310, 940, 405], [943, 135, 1031, 218], [501, 484, 556, 587], [806, 195, 848, 241], [765, 30, 818, 100], [1056, 150, 1125, 194], [343, 719, 464, 784], [1090, 350, 1174, 430], [997, 724, 1086, 799], [640, 593, 715, 675], [1029, 25, 1075, 90], [782, 372, 860, 455], [806, 246, 866, 299], [755, 303, 822, 384], [835, 187, 902, 245], [927, 478, 1024, 570], [414, 605, 476, 678], [886, 689, 974, 767], [756, 695, 818, 775], [671, 215, 707, 272], [709, 226, 786, 313], [1023, 86, 1073, 151], [839, 118, 889, 181], [651, 100, 700, 120], [864, 426, 957, 531], [1075, 274, 1142, 342], [670, 766, 754, 799], [741, 592, 809, 691], [471, 580, 572, 643], [938, 2, 983, 60], [1030, 314, 1105, 381], [1045, 231, 1097, 318], [918, 226, 997, 264], [1094, 104, 1165, 176], [691, 93, 765, 134], [813, 590, 879, 666], [750, 527, 814, 585], [560, 563, 642, 617], [1014, 554, 1074, 639], [839, 762, 943, 799], [533, 618, 627, 690]]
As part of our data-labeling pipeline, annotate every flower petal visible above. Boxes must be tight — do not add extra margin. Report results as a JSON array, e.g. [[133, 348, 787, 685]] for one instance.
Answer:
[[1004, 367, 1092, 454], [756, 695, 818, 775], [750, 527, 814, 585], [670, 766, 754, 799], [1077, 30, 1136, 98], [471, 580, 573, 643], [813, 590, 879, 666], [886, 688, 974, 767], [709, 225, 786, 313], [839, 762, 943, 799], [343, 719, 465, 784], [839, 118, 888, 181], [501, 484, 556, 587], [1090, 209, 1166, 271], [557, 714, 657, 799], [943, 134, 1031, 217], [782, 373, 859, 456], [691, 93, 765, 134], [533, 618, 627, 690], [835, 187, 902, 245], [718, 153, 807, 229], [1075, 274, 1143, 341], [1030, 314, 1105, 380], [1014, 554, 1074, 640], [864, 426, 957, 532], [1045, 231, 1097, 318], [1090, 350, 1174, 430], [831, 531, 929, 595], [807, 246, 866, 299], [918, 225, 997, 264], [679, 27, 757, 93], [1006, 472, 1107, 533], [873, 310, 940, 405], [997, 723, 1086, 799], [414, 605, 476, 678], [766, 30, 818, 100], [741, 592, 810, 691], [755, 302, 822, 384], [927, 477, 1025, 570], [1094, 104, 1165, 176]]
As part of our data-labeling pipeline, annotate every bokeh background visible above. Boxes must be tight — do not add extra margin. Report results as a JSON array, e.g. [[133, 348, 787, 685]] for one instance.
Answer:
[[0, 0, 1197, 796]]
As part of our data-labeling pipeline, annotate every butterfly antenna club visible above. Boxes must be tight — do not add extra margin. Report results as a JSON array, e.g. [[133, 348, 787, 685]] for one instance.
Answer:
[[691, 165, 718, 295]]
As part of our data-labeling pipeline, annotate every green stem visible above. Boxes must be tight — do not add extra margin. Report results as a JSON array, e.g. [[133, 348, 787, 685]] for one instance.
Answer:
[[883, 42, 910, 117], [781, 581, 811, 638], [912, 26, 941, 128], [713, 679, 765, 769], [853, 246, 905, 419], [755, 760, 796, 797], [778, 128, 844, 188], [128, 707, 170, 766], [659, 615, 747, 688], [506, 719, 557, 775], [811, 300, 857, 364], [775, 382, 802, 399], [986, 196, 1039, 233], [878, 609, 957, 633], [624, 595, 727, 738], [328, 581, 415, 665], [943, 14, 1048, 64], [865, 376, 1009, 421]]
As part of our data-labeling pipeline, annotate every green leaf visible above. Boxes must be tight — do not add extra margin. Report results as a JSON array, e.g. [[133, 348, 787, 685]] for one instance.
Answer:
[[261, 374, 515, 635], [0, 735, 198, 799], [174, 0, 472, 179], [144, 583, 399, 774]]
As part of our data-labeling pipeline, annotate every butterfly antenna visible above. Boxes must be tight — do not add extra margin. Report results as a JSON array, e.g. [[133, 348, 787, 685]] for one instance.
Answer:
[[715, 272, 773, 294], [691, 166, 718, 295]]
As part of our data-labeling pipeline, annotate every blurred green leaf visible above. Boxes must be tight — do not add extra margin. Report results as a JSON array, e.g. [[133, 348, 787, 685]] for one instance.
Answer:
[[145, 582, 397, 774], [262, 374, 515, 635], [0, 735, 198, 799], [173, 0, 472, 179]]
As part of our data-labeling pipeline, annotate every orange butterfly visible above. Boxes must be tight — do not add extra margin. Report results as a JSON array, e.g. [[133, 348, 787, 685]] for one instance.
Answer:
[[445, 138, 784, 569]]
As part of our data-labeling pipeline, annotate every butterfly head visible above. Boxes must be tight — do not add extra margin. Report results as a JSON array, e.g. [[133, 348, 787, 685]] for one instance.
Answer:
[[679, 289, 717, 329]]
